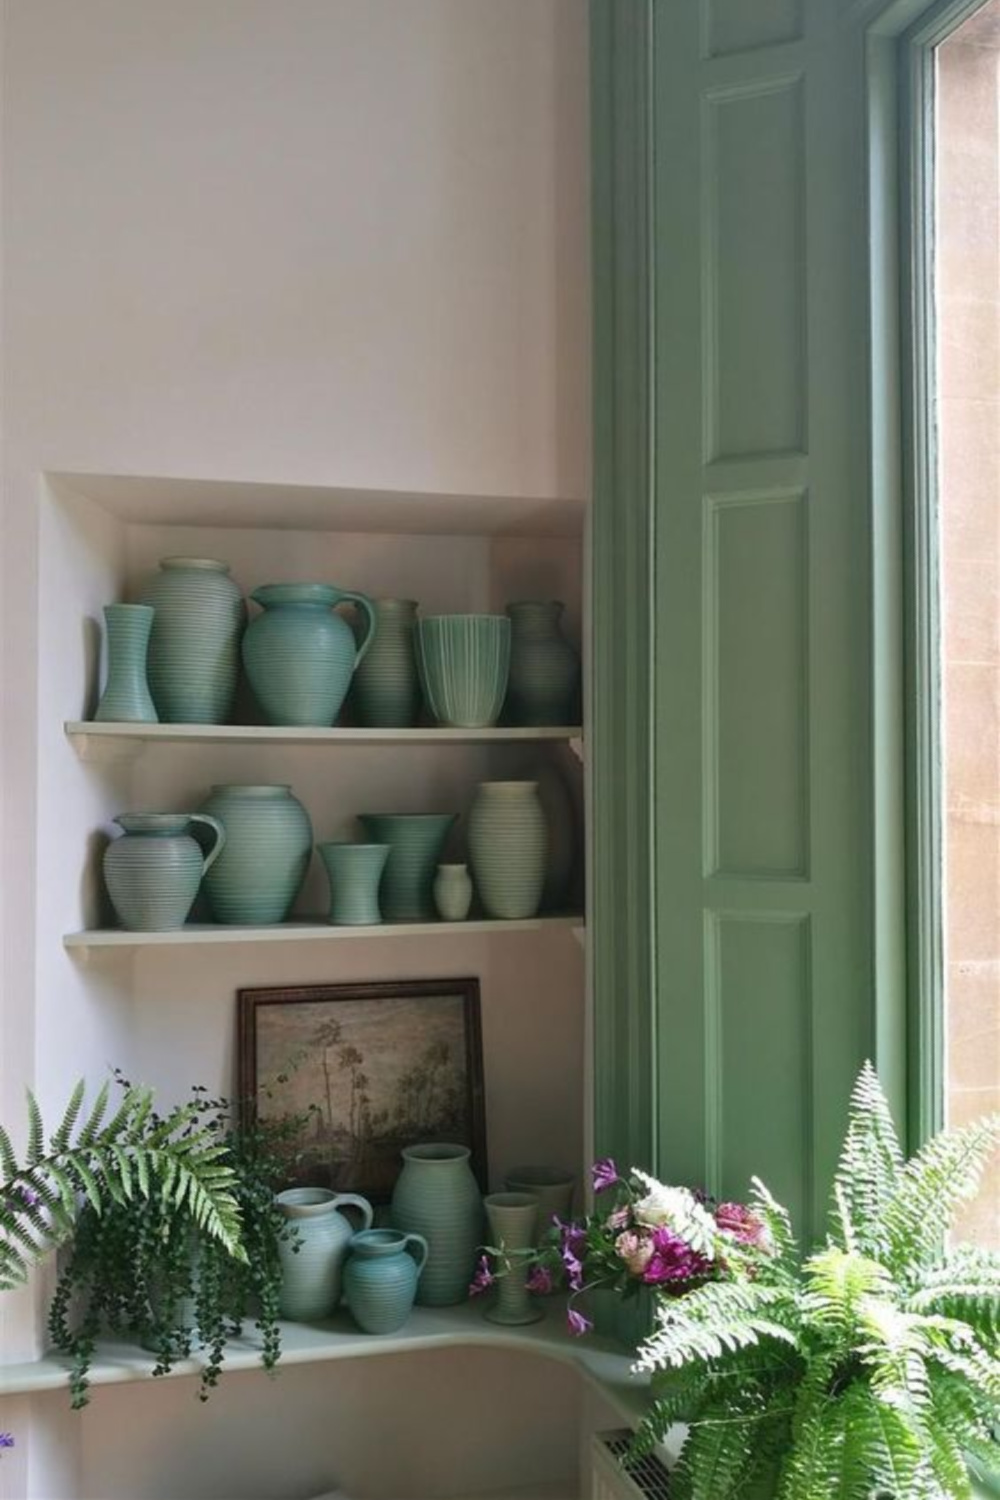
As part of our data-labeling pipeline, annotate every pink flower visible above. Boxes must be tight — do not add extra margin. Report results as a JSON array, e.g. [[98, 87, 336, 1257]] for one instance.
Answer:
[[526, 1265, 553, 1296], [716, 1202, 770, 1250], [468, 1254, 495, 1297], [605, 1206, 631, 1232], [592, 1159, 619, 1193], [567, 1307, 593, 1337], [615, 1229, 654, 1276], [642, 1226, 713, 1286]]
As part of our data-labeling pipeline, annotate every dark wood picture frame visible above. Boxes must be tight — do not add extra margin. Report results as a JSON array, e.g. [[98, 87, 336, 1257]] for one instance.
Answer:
[[237, 978, 487, 1203]]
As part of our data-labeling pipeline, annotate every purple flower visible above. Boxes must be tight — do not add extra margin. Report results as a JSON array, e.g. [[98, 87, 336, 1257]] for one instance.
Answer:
[[567, 1307, 593, 1337], [0, 1434, 13, 1451], [642, 1226, 713, 1286], [526, 1265, 553, 1296], [14, 1185, 38, 1210], [716, 1201, 769, 1250], [468, 1254, 495, 1297], [592, 1158, 619, 1193]]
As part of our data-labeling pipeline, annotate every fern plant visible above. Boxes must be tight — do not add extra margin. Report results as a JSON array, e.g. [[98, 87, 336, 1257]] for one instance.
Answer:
[[1, 1076, 243, 1291], [630, 1064, 1000, 1499]]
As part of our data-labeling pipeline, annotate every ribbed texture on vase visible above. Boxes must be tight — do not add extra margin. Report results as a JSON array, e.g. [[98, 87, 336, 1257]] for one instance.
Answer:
[[276, 1188, 373, 1321], [318, 842, 389, 925], [483, 1193, 543, 1325], [95, 604, 158, 723], [103, 817, 203, 931], [343, 1230, 426, 1334], [357, 814, 456, 922], [243, 583, 369, 727], [415, 615, 510, 728], [352, 599, 420, 728], [468, 782, 548, 920], [504, 601, 580, 726], [200, 784, 312, 924], [390, 1145, 483, 1307], [138, 558, 245, 725], [433, 864, 473, 922]]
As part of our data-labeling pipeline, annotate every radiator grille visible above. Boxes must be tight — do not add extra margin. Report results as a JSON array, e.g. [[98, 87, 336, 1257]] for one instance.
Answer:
[[591, 1432, 671, 1500]]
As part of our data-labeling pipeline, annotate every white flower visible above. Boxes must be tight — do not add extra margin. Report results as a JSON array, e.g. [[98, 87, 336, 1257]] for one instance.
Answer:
[[630, 1171, 718, 1259]]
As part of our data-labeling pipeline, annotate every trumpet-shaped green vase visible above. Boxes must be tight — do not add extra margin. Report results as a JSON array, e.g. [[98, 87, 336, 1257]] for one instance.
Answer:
[[357, 813, 456, 922], [95, 603, 158, 723], [318, 842, 389, 925]]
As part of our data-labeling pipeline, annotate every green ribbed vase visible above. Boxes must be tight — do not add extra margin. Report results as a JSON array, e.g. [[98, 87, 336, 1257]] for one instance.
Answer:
[[483, 1193, 543, 1325], [389, 1144, 483, 1307], [343, 1229, 428, 1334], [415, 615, 510, 728], [103, 813, 225, 931], [357, 813, 456, 922], [351, 599, 420, 728], [467, 781, 547, 920], [138, 558, 246, 725], [199, 784, 312, 924], [95, 604, 158, 723], [317, 842, 388, 926], [504, 600, 580, 726], [242, 583, 376, 727]]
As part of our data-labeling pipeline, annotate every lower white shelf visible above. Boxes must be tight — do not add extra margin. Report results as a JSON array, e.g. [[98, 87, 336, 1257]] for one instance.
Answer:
[[63, 914, 585, 953], [0, 1300, 645, 1424]]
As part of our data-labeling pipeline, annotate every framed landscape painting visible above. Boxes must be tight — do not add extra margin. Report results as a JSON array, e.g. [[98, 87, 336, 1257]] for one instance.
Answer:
[[237, 978, 486, 1202]]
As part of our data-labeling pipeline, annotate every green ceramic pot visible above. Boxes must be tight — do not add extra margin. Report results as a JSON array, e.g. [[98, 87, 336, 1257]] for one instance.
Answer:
[[351, 599, 420, 728], [199, 784, 312, 924], [415, 615, 511, 728], [317, 842, 389, 926], [103, 813, 225, 931], [504, 601, 580, 726], [503, 1165, 575, 1246], [95, 603, 158, 723], [138, 558, 246, 724], [389, 1144, 483, 1307], [467, 781, 547, 920], [343, 1228, 428, 1334], [483, 1193, 543, 1325], [242, 583, 376, 727], [433, 863, 473, 921], [357, 813, 457, 922], [275, 1187, 374, 1321]]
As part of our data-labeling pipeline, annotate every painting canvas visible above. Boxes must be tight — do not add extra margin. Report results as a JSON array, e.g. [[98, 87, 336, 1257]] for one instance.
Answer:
[[237, 979, 486, 1202]]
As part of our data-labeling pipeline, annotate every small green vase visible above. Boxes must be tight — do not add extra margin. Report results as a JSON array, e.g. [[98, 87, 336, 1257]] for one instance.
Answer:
[[242, 583, 377, 727], [389, 1144, 483, 1307], [95, 604, 158, 723], [199, 784, 312, 924], [343, 1228, 428, 1334], [103, 813, 225, 932], [357, 813, 457, 922], [138, 558, 246, 725], [467, 781, 548, 920], [352, 599, 420, 728], [483, 1192, 543, 1325], [433, 864, 473, 921], [318, 842, 389, 925]]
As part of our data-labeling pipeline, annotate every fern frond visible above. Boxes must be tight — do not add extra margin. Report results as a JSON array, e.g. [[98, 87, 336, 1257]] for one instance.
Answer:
[[882, 1114, 1000, 1278], [25, 1092, 44, 1166], [829, 1060, 903, 1261], [50, 1080, 85, 1154], [635, 1280, 797, 1373]]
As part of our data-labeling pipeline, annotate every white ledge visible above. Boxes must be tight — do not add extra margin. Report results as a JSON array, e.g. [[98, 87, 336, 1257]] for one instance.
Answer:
[[64, 915, 585, 953]]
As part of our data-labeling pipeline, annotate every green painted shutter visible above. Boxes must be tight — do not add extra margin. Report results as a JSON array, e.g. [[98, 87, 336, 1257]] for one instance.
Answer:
[[592, 0, 889, 1246]]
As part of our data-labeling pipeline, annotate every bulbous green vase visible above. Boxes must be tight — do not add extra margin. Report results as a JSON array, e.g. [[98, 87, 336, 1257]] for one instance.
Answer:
[[242, 583, 376, 727], [198, 784, 312, 924]]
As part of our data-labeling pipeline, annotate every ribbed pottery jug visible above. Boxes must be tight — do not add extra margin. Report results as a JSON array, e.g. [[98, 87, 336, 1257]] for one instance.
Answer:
[[389, 1144, 482, 1307], [199, 784, 312, 924], [242, 583, 377, 727], [504, 601, 580, 726], [276, 1187, 374, 1321], [138, 558, 246, 724], [103, 813, 225, 932], [351, 598, 420, 728], [467, 781, 547, 920], [343, 1228, 429, 1334]]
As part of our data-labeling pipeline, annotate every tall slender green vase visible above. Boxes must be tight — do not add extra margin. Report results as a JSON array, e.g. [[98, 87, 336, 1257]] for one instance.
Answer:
[[138, 558, 246, 724], [352, 598, 420, 728], [199, 784, 312, 924], [389, 1144, 483, 1307], [95, 603, 158, 723], [483, 1192, 543, 1325], [357, 813, 456, 921], [467, 781, 548, 920]]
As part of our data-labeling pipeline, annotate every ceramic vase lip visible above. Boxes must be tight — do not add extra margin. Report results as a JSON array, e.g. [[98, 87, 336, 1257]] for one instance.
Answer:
[[275, 1187, 340, 1218], [318, 841, 390, 854], [418, 613, 508, 627], [401, 1142, 471, 1165], [159, 556, 231, 574], [250, 582, 342, 610], [104, 601, 154, 621], [114, 812, 194, 836], [507, 599, 566, 616], [436, 862, 469, 872], [372, 597, 418, 612], [350, 1228, 411, 1256], [476, 780, 539, 794], [504, 1165, 576, 1188], [208, 782, 293, 797], [484, 1191, 539, 1211]]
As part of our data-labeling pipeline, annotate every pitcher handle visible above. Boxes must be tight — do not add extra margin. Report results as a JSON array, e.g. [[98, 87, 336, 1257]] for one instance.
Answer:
[[188, 814, 226, 876], [332, 1193, 374, 1232], [338, 591, 377, 672], [403, 1233, 429, 1277]]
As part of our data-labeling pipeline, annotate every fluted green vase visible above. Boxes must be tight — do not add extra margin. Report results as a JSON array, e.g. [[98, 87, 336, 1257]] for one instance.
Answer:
[[357, 813, 456, 922], [467, 781, 547, 920], [343, 1229, 428, 1334], [389, 1144, 482, 1307], [95, 603, 158, 723], [317, 842, 388, 925], [352, 599, 420, 728], [199, 784, 312, 924], [415, 615, 510, 728], [138, 558, 246, 724]]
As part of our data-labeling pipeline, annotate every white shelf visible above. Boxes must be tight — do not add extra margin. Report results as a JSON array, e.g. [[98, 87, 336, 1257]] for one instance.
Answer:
[[64, 915, 586, 954], [0, 1301, 646, 1425], [65, 721, 584, 762]]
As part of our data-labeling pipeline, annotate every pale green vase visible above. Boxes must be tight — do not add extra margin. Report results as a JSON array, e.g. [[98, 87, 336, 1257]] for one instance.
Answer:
[[199, 784, 312, 924], [433, 863, 473, 921], [242, 583, 376, 727], [415, 615, 511, 728], [103, 812, 225, 932], [138, 558, 246, 725], [504, 600, 580, 726], [483, 1192, 543, 1325], [343, 1228, 429, 1335], [276, 1187, 373, 1321], [95, 603, 158, 723], [352, 599, 420, 728], [389, 1144, 483, 1307], [357, 813, 456, 922], [317, 842, 389, 925], [467, 781, 548, 920]]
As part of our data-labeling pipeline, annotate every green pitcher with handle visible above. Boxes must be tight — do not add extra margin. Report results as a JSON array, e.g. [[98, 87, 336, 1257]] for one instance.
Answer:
[[103, 812, 225, 931], [242, 583, 378, 727]]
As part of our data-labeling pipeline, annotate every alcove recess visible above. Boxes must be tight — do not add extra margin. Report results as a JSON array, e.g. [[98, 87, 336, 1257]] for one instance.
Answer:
[[35, 471, 586, 1196]]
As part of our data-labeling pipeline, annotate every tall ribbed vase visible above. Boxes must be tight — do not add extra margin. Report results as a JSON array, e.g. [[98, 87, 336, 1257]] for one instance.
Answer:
[[198, 784, 312, 924], [138, 557, 246, 724], [352, 599, 420, 728], [505, 601, 580, 726], [483, 1192, 543, 1326], [467, 781, 548, 920], [95, 604, 158, 723], [389, 1144, 482, 1307]]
